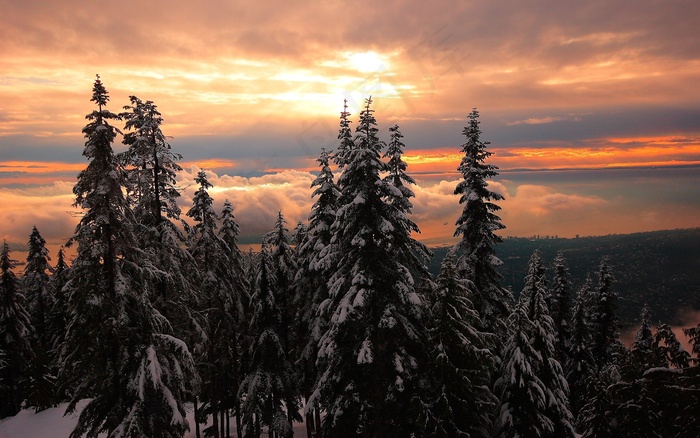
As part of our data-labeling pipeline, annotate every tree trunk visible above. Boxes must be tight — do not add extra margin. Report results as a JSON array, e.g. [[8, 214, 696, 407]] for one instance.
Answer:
[[235, 401, 243, 438], [194, 399, 201, 438], [314, 407, 322, 438]]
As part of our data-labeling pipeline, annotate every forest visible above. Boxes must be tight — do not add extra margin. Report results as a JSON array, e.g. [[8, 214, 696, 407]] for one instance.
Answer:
[[1, 75, 699, 438]]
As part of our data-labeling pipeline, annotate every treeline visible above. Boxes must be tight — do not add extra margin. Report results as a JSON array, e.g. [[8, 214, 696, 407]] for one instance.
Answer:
[[1, 75, 699, 438]]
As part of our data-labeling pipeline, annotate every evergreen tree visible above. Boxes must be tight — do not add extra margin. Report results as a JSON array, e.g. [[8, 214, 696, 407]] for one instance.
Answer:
[[261, 211, 301, 434], [239, 248, 299, 438], [421, 250, 497, 437], [631, 305, 663, 370], [119, 95, 196, 340], [48, 246, 70, 383], [187, 171, 246, 436], [294, 148, 341, 437], [333, 100, 354, 170], [453, 108, 511, 338], [578, 365, 620, 438], [217, 198, 250, 438], [0, 241, 34, 418], [119, 96, 183, 226], [382, 124, 432, 278], [550, 251, 572, 363], [22, 227, 57, 411], [60, 76, 197, 437], [565, 282, 596, 419], [592, 258, 620, 368], [494, 250, 574, 438], [683, 322, 700, 364], [311, 98, 429, 437], [655, 323, 691, 368]]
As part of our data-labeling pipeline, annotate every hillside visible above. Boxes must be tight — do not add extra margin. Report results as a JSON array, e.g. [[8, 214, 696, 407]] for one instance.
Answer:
[[429, 228, 700, 328]]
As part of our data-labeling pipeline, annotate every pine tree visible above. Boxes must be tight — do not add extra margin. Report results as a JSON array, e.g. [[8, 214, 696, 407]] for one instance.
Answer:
[[48, 246, 70, 388], [0, 241, 34, 418], [631, 305, 663, 370], [592, 258, 620, 368], [453, 108, 511, 339], [217, 198, 250, 438], [22, 227, 57, 411], [311, 98, 429, 437], [578, 365, 620, 438], [239, 248, 299, 438], [550, 251, 572, 364], [60, 76, 197, 438], [294, 147, 341, 437], [421, 250, 497, 437], [382, 124, 432, 278], [261, 211, 301, 434], [333, 100, 354, 170], [654, 323, 691, 368], [119, 95, 196, 340], [186, 171, 246, 437], [565, 282, 596, 420], [494, 250, 574, 438]]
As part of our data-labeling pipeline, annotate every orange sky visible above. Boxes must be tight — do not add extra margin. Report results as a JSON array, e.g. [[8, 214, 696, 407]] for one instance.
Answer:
[[1, 0, 700, 253]]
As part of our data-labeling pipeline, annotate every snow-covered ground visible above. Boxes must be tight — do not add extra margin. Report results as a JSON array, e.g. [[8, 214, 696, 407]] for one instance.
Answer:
[[0, 401, 308, 438]]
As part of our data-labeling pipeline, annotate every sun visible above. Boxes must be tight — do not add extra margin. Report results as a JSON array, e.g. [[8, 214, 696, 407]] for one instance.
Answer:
[[346, 51, 388, 73]]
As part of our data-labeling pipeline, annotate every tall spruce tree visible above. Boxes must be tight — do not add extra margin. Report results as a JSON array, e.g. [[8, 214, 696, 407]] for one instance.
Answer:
[[239, 247, 299, 438], [60, 76, 197, 438], [119, 95, 196, 337], [494, 250, 574, 438], [592, 258, 620, 368], [382, 124, 432, 278], [294, 148, 341, 437], [333, 100, 354, 170], [261, 211, 301, 434], [566, 281, 596, 420], [311, 98, 429, 437], [0, 241, 34, 418], [453, 108, 511, 339], [550, 251, 572, 363], [186, 171, 246, 436], [421, 250, 497, 437], [22, 227, 57, 411]]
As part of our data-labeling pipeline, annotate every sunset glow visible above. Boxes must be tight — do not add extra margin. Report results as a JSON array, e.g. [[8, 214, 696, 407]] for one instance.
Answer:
[[1, 0, 699, 251]]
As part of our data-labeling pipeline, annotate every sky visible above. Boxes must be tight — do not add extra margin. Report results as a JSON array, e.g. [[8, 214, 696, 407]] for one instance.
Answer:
[[1, 0, 700, 258]]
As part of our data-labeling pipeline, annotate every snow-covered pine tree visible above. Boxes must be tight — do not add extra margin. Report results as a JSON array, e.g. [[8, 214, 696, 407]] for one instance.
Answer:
[[262, 212, 298, 356], [654, 323, 691, 368], [550, 251, 572, 364], [682, 323, 700, 365], [60, 76, 197, 438], [119, 96, 183, 226], [186, 171, 246, 437], [22, 227, 54, 347], [261, 211, 301, 434], [382, 124, 432, 278], [239, 247, 299, 438], [47, 246, 70, 391], [21, 226, 57, 411], [565, 281, 596, 420], [421, 250, 497, 437], [293, 147, 341, 437], [453, 108, 511, 340], [577, 364, 620, 438], [217, 198, 251, 438], [311, 98, 429, 437], [631, 305, 663, 370], [119, 96, 197, 338], [0, 241, 34, 418], [592, 258, 620, 368], [494, 250, 575, 438], [333, 99, 354, 170]]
